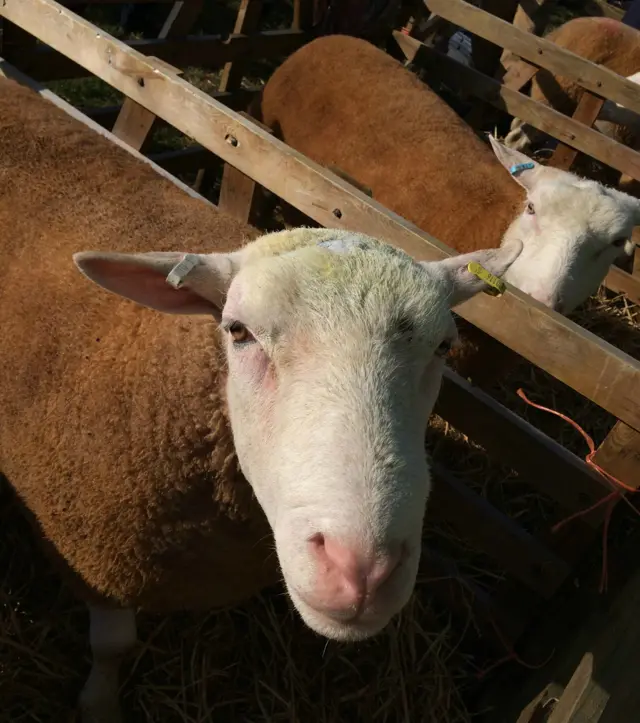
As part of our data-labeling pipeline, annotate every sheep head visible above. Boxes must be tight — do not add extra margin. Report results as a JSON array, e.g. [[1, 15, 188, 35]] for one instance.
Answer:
[[490, 137, 640, 313], [74, 227, 521, 642]]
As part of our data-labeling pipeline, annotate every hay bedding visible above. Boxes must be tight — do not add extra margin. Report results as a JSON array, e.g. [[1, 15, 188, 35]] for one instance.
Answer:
[[0, 482, 474, 723], [3, 292, 636, 723]]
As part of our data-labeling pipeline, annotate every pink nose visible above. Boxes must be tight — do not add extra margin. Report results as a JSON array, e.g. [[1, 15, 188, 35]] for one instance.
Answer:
[[304, 534, 404, 620]]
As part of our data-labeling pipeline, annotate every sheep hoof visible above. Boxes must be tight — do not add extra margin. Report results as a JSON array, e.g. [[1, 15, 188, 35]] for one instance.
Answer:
[[78, 686, 124, 723], [78, 606, 136, 723]]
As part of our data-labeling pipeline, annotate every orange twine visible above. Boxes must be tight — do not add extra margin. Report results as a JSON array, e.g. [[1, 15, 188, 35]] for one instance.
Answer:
[[517, 388, 640, 594], [475, 388, 639, 680], [475, 613, 554, 680]]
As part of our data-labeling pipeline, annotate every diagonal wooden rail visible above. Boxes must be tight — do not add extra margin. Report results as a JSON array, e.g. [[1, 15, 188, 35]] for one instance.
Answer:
[[3, 0, 640, 434], [425, 0, 640, 116]]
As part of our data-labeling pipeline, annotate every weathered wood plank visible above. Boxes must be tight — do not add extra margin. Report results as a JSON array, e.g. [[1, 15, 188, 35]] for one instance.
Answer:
[[549, 92, 606, 171], [111, 2, 195, 150], [425, 0, 640, 115], [5, 0, 640, 433], [500, 0, 550, 77], [436, 369, 607, 518], [480, 524, 640, 723], [394, 33, 640, 182], [430, 464, 572, 597], [545, 653, 593, 723], [218, 111, 272, 225], [470, 0, 519, 77], [602, 266, 640, 306], [158, 0, 204, 38], [219, 0, 263, 93], [502, 58, 539, 93], [292, 0, 314, 31], [509, 563, 640, 722], [111, 98, 157, 149], [592, 421, 640, 493], [218, 163, 261, 223]]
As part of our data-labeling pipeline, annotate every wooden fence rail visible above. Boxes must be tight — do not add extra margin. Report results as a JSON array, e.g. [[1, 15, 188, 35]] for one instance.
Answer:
[[425, 0, 640, 116], [4, 0, 640, 432]]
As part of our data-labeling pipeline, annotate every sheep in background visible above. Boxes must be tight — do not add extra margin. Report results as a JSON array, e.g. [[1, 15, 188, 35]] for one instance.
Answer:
[[0, 75, 520, 723], [505, 16, 640, 196], [255, 34, 640, 383]]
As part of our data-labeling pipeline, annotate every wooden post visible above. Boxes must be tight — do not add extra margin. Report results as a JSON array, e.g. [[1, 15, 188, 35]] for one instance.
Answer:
[[544, 653, 593, 723], [548, 92, 606, 171], [217, 111, 272, 226], [592, 421, 640, 494], [111, 0, 203, 152], [469, 0, 519, 77], [463, 0, 520, 128], [219, 0, 263, 95], [500, 0, 550, 79], [111, 56, 183, 150], [292, 0, 314, 32], [501, 58, 539, 92]]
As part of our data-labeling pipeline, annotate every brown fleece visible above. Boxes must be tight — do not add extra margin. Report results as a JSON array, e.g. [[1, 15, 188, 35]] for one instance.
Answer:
[[0, 77, 279, 613], [531, 16, 640, 193], [259, 34, 525, 383]]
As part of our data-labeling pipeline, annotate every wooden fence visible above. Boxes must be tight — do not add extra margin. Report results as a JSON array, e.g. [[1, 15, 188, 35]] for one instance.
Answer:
[[2, 0, 640, 687]]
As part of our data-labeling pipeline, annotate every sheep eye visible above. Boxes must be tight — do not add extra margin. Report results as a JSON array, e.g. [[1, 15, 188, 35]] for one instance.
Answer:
[[228, 321, 254, 345], [525, 201, 535, 215], [612, 236, 628, 248], [435, 339, 453, 357]]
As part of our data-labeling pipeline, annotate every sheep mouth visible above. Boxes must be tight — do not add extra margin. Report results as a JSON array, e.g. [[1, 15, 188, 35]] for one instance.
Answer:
[[287, 588, 393, 642]]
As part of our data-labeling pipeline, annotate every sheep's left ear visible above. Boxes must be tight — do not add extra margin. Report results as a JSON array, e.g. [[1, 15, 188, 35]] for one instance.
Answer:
[[73, 249, 244, 319], [421, 241, 523, 308], [489, 135, 543, 192]]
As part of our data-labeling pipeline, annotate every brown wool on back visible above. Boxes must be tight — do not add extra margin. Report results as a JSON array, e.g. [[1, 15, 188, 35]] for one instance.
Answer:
[[259, 34, 524, 254], [258, 35, 525, 383], [0, 77, 278, 612]]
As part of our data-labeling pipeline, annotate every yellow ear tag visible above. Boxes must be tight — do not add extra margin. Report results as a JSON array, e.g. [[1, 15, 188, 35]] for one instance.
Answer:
[[466, 262, 507, 297]]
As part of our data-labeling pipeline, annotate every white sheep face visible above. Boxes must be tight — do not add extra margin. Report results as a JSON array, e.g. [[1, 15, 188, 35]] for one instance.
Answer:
[[73, 227, 522, 642], [490, 138, 640, 313]]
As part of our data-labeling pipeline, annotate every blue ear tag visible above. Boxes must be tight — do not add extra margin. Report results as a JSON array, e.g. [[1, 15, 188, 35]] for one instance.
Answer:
[[509, 162, 535, 176]]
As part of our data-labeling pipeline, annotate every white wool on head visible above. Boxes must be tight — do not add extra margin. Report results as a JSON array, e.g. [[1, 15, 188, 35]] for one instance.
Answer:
[[489, 137, 640, 312], [74, 226, 521, 642]]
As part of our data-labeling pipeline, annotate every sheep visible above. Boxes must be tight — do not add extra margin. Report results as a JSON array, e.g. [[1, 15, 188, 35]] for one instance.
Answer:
[[254, 33, 640, 383], [0, 74, 521, 723], [504, 16, 640, 196]]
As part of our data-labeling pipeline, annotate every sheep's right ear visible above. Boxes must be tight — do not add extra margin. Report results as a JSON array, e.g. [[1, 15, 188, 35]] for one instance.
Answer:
[[73, 250, 244, 318], [423, 241, 523, 307], [489, 135, 542, 192]]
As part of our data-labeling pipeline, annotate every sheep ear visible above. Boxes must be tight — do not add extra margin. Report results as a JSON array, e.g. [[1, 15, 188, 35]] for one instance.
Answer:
[[488, 135, 541, 191], [73, 250, 243, 318], [422, 241, 523, 307]]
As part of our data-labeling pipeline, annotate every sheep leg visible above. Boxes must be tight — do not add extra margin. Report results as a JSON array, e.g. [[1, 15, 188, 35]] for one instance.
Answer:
[[79, 606, 137, 723]]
